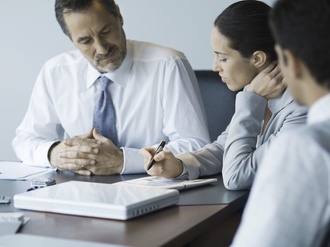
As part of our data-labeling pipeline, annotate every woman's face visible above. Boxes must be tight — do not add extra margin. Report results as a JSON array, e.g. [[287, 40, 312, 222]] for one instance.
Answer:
[[210, 27, 258, 91]]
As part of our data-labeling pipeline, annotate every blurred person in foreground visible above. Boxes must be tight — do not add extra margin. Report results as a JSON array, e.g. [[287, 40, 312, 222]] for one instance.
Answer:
[[231, 0, 330, 246]]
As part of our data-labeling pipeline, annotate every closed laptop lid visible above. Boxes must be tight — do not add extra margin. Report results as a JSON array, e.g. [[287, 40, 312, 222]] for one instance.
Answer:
[[14, 181, 179, 220]]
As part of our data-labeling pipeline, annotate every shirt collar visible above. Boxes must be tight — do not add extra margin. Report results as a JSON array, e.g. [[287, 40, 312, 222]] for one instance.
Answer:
[[86, 41, 133, 88], [268, 89, 294, 114], [307, 93, 330, 124]]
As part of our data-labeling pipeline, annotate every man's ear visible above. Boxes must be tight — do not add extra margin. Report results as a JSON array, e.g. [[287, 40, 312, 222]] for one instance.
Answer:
[[251, 51, 267, 68], [283, 49, 302, 79], [116, 5, 124, 26]]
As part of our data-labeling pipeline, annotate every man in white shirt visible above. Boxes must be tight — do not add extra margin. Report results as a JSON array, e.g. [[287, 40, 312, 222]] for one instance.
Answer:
[[12, 0, 209, 175], [231, 0, 330, 246]]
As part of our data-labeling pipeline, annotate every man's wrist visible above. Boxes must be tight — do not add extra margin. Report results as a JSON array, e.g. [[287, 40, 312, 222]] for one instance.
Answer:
[[176, 159, 188, 179], [48, 141, 61, 163], [114, 148, 124, 174]]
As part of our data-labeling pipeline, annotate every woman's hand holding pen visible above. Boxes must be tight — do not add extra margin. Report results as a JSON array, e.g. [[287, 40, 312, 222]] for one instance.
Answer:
[[139, 148, 183, 179]]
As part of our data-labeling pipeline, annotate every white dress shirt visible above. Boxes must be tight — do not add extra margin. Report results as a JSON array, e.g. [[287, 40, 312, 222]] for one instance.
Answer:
[[12, 40, 210, 173], [231, 93, 330, 247]]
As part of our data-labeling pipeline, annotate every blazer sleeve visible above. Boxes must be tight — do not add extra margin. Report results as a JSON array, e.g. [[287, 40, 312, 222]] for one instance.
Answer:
[[222, 91, 307, 190], [177, 126, 228, 179]]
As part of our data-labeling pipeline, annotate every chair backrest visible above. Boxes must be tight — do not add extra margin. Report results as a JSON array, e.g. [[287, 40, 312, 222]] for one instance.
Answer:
[[195, 70, 239, 142]]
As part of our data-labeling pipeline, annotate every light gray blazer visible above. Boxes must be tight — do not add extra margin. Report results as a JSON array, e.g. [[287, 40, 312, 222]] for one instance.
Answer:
[[178, 89, 308, 190]]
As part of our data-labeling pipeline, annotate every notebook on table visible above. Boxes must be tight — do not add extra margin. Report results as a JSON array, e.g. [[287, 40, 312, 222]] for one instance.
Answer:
[[122, 176, 218, 190], [13, 181, 179, 220]]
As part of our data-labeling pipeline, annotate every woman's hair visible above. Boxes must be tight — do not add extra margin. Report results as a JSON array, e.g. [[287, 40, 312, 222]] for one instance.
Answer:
[[214, 0, 276, 61], [55, 0, 118, 38]]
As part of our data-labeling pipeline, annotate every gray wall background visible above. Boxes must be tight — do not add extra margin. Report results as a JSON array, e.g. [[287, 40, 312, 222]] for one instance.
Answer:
[[0, 0, 275, 161]]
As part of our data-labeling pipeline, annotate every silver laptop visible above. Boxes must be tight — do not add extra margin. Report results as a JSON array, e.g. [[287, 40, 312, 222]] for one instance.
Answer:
[[14, 181, 179, 220]]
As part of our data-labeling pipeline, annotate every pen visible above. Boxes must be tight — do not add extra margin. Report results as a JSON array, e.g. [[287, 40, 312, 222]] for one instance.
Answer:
[[147, 140, 166, 170]]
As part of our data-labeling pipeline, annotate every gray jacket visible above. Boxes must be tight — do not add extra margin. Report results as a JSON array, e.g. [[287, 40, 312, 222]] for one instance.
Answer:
[[178, 89, 307, 190]]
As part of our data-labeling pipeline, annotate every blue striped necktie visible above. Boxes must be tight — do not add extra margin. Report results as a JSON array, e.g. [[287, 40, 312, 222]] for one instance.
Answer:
[[93, 76, 118, 146]]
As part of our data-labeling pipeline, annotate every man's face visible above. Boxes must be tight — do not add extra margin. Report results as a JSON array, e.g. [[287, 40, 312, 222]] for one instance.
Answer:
[[64, 2, 127, 73]]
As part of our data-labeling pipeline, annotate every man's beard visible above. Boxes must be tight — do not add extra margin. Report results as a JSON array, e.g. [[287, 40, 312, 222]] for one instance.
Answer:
[[95, 45, 127, 73]]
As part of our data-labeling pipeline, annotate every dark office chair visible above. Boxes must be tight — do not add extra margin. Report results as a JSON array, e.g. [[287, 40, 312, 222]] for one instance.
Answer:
[[195, 70, 239, 142]]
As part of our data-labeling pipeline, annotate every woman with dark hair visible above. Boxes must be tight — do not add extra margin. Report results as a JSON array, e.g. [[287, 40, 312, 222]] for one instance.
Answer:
[[140, 0, 307, 190]]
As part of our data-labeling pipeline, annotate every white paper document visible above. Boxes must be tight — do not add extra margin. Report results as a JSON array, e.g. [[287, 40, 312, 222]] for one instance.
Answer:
[[0, 212, 29, 236], [0, 234, 123, 247], [123, 176, 218, 190], [0, 161, 54, 180]]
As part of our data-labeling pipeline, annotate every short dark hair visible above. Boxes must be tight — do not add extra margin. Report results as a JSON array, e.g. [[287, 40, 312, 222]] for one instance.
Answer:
[[55, 0, 118, 37], [270, 0, 330, 89], [214, 0, 276, 62]]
